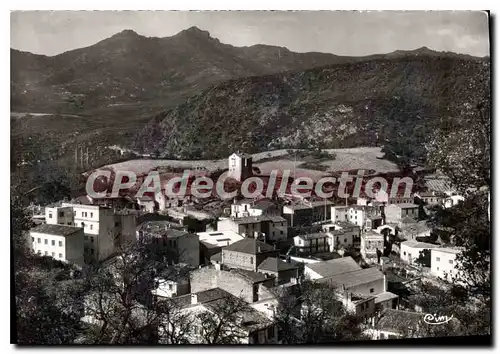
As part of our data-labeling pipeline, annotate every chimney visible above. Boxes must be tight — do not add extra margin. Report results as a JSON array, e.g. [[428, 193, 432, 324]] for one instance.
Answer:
[[191, 293, 198, 305], [215, 263, 221, 271]]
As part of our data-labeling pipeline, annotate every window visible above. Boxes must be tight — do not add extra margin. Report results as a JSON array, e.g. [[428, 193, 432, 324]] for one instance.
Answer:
[[84, 212, 88, 217], [59, 253, 63, 258], [37, 238, 41, 243], [37, 250, 42, 255], [272, 231, 275, 236], [344, 238, 347, 243], [84, 235, 88, 241], [51, 252, 55, 257], [90, 212, 93, 218], [90, 249, 94, 255], [403, 252, 406, 256], [44, 239, 48, 245], [250, 257, 254, 265], [51, 240, 55, 246], [81, 222, 85, 227], [90, 237, 94, 243], [82, 212, 84, 217], [370, 288, 374, 293], [44, 251, 48, 255], [449, 260, 453, 264], [49, 213, 53, 219], [436, 257, 441, 262], [437, 267, 440, 271], [67, 222, 71, 225], [59, 211, 64, 217], [90, 224, 93, 230], [31, 237, 34, 243], [59, 241, 63, 247], [267, 326, 275, 339], [168, 284, 173, 290], [280, 231, 283, 235]]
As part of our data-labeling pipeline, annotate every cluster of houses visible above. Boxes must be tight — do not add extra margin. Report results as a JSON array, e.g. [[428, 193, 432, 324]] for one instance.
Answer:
[[25, 152, 467, 343]]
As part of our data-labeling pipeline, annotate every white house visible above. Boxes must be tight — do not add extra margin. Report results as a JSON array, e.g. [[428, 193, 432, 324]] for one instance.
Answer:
[[30, 224, 85, 266], [443, 194, 465, 208], [217, 215, 287, 242], [360, 230, 385, 263], [293, 233, 330, 255], [197, 230, 245, 248], [322, 222, 361, 250], [384, 203, 419, 224], [152, 276, 190, 298], [430, 247, 464, 282], [61, 203, 137, 261], [230, 198, 279, 218], [400, 240, 439, 265], [331, 205, 382, 230]]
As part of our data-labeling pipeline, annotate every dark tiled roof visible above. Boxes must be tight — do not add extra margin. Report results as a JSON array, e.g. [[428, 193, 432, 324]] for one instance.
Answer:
[[257, 257, 298, 273], [223, 238, 275, 254], [30, 224, 82, 237], [232, 268, 270, 283], [318, 267, 385, 288]]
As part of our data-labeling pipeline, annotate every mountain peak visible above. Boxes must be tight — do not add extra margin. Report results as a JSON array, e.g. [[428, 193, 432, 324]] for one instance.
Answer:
[[414, 46, 435, 53], [112, 29, 140, 38], [176, 26, 212, 38]]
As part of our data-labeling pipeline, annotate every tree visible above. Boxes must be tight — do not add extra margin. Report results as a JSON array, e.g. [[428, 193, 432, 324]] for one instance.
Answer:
[[426, 99, 490, 193], [414, 249, 431, 268], [273, 280, 367, 343], [196, 294, 250, 344], [80, 240, 189, 344], [155, 298, 194, 344]]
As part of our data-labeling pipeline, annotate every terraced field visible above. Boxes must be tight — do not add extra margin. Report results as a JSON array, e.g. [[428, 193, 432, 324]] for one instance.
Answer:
[[96, 146, 399, 178]]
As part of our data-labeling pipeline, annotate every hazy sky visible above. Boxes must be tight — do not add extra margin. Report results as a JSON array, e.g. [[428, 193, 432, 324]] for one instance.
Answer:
[[11, 10, 490, 57]]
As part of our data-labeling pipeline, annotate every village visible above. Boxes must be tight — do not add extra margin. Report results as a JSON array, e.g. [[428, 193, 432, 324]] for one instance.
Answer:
[[23, 150, 472, 343]]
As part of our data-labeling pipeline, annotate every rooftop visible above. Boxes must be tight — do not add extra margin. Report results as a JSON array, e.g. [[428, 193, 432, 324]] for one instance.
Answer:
[[232, 268, 271, 283], [231, 152, 252, 159], [257, 257, 298, 273], [318, 267, 385, 288], [401, 240, 440, 249], [431, 247, 464, 255], [294, 232, 329, 240], [374, 291, 399, 304], [391, 203, 419, 209], [286, 200, 334, 211], [30, 224, 83, 237], [223, 238, 275, 255], [227, 215, 285, 224], [197, 230, 244, 247], [305, 257, 361, 278]]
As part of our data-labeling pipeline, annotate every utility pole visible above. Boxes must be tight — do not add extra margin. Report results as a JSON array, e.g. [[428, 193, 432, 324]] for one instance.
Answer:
[[86, 146, 89, 168]]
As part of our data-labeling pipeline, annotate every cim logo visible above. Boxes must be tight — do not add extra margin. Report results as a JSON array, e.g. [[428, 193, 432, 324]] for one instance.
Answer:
[[424, 313, 454, 325]]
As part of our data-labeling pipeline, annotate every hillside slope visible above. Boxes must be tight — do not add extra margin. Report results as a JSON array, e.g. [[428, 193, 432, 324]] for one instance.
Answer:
[[11, 27, 354, 113], [134, 55, 490, 162]]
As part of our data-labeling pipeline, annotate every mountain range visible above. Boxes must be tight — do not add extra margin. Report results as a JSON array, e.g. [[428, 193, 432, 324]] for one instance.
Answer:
[[11, 26, 490, 169]]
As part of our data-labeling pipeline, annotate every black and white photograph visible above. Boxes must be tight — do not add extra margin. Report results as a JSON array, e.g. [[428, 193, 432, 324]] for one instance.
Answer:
[[9, 9, 491, 345]]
